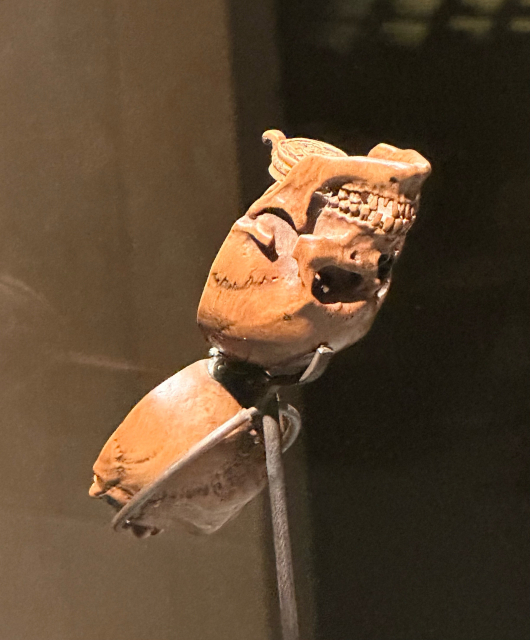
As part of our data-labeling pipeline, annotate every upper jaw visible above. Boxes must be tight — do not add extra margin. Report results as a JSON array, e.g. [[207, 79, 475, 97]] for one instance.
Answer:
[[317, 180, 418, 235], [247, 149, 431, 233]]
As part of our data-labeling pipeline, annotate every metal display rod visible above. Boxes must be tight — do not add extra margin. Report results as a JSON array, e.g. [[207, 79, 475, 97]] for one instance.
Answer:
[[263, 414, 300, 640]]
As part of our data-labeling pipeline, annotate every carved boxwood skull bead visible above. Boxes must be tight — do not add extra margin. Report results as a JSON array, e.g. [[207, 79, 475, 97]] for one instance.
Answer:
[[198, 131, 431, 371], [89, 131, 431, 536]]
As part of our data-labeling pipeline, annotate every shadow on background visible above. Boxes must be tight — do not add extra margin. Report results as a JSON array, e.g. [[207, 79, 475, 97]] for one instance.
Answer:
[[276, 0, 530, 637]]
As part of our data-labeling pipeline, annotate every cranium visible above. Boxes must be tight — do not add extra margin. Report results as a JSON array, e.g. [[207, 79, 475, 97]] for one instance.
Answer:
[[198, 131, 431, 371]]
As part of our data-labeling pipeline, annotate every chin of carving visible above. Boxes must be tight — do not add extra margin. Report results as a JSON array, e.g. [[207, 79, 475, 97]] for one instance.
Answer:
[[198, 132, 431, 370], [90, 360, 267, 536]]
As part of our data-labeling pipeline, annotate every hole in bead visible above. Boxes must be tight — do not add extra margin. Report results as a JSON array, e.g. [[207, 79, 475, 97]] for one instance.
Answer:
[[377, 254, 395, 282], [312, 267, 365, 304]]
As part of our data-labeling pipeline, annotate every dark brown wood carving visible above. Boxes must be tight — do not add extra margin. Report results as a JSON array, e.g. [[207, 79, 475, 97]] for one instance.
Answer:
[[90, 131, 431, 537]]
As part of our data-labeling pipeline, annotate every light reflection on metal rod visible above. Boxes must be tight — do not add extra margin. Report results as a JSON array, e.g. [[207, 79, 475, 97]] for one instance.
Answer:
[[263, 414, 300, 640]]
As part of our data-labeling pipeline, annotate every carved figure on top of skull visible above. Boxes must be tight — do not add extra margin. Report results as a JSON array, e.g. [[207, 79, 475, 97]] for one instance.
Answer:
[[198, 130, 431, 372], [89, 131, 430, 537]]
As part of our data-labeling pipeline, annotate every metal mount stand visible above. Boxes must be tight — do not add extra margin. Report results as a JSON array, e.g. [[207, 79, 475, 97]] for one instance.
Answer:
[[263, 413, 300, 640]]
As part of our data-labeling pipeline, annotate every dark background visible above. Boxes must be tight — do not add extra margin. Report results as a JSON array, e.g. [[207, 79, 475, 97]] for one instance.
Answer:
[[269, 0, 530, 638]]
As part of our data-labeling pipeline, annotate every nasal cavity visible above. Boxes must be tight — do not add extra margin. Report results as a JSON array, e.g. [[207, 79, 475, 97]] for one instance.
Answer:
[[377, 254, 395, 283], [312, 266, 364, 304]]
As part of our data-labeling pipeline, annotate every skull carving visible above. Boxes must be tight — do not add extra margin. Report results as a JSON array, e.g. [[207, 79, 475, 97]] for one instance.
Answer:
[[90, 360, 268, 536], [198, 130, 431, 371], [90, 131, 431, 536]]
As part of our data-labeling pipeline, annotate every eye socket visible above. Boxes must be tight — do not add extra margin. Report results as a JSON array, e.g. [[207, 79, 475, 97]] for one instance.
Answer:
[[312, 266, 365, 304], [377, 254, 395, 282]]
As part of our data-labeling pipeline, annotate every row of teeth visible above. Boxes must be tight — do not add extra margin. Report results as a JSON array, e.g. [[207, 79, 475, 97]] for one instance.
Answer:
[[323, 185, 416, 233]]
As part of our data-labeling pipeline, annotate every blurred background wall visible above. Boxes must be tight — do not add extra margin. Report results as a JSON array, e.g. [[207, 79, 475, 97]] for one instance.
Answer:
[[0, 1, 287, 639]]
